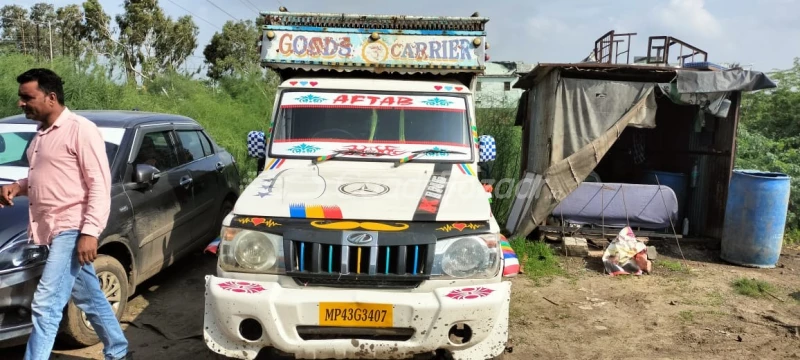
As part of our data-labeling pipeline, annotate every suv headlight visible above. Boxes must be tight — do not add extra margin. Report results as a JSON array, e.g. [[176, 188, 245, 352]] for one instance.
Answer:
[[431, 233, 501, 279], [0, 232, 48, 273], [218, 226, 285, 274]]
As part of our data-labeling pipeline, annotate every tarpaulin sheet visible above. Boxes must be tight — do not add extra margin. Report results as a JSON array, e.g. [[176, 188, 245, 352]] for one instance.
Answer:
[[509, 72, 658, 237], [675, 69, 777, 93], [551, 182, 679, 229], [551, 78, 657, 163]]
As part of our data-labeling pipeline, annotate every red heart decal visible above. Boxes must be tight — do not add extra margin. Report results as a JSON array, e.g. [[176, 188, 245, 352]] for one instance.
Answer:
[[452, 223, 467, 231], [289, 81, 298, 86], [434, 86, 443, 90], [455, 87, 463, 91], [251, 218, 266, 226], [310, 81, 318, 86]]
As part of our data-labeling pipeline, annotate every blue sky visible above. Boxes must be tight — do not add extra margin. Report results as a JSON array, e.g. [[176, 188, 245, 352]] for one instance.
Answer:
[[19, 0, 800, 73]]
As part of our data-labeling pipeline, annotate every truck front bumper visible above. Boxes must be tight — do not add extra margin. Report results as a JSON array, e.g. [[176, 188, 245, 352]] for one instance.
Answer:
[[203, 275, 510, 360]]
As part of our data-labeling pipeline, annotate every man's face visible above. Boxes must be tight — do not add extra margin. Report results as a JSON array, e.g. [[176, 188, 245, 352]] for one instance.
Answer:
[[17, 81, 54, 121]]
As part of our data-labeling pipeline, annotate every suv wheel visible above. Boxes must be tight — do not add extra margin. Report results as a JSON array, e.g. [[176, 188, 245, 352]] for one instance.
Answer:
[[59, 255, 129, 347]]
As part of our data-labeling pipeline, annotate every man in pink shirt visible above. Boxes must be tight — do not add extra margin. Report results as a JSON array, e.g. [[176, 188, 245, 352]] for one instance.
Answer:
[[0, 69, 130, 360]]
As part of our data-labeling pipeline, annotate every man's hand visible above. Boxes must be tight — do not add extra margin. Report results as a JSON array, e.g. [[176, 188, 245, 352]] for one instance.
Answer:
[[77, 234, 99, 265], [0, 183, 21, 208]]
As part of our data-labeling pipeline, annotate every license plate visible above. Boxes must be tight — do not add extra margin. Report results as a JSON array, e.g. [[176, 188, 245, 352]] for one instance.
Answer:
[[319, 302, 393, 327]]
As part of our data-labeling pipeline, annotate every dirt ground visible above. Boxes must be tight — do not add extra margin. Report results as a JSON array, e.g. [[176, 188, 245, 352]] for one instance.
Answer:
[[1, 240, 798, 360]]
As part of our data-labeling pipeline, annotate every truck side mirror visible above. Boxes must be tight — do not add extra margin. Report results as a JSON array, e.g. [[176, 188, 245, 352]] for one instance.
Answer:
[[247, 130, 267, 173], [247, 131, 266, 159], [478, 134, 497, 163]]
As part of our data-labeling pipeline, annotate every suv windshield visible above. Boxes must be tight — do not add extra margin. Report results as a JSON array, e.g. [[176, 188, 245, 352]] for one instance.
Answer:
[[0, 127, 120, 168], [270, 91, 473, 161], [0, 131, 35, 166]]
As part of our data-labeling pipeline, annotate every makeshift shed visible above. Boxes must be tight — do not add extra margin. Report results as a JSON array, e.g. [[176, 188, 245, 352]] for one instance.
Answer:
[[504, 63, 777, 240]]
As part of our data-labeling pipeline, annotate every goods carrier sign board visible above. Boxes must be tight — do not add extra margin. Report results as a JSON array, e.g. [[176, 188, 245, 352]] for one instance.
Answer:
[[259, 29, 487, 71]]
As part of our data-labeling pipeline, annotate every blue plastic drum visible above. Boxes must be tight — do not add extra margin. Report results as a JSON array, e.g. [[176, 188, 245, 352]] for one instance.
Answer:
[[720, 170, 791, 268]]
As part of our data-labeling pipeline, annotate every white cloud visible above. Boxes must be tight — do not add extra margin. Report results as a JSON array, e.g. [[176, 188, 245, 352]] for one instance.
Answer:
[[656, 0, 723, 38]]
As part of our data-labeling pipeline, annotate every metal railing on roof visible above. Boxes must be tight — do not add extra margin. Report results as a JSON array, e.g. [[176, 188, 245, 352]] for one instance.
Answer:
[[260, 11, 488, 31]]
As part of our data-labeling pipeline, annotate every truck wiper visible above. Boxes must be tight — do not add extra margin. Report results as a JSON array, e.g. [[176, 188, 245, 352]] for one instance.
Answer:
[[311, 149, 361, 164], [393, 148, 467, 167]]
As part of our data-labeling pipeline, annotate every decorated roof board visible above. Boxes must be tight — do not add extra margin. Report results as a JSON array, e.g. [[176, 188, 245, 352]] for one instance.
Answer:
[[258, 11, 489, 73]]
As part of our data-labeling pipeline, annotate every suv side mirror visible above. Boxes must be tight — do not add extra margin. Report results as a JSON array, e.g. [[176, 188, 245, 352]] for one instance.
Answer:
[[134, 164, 161, 185], [0, 136, 5, 153], [478, 134, 497, 163]]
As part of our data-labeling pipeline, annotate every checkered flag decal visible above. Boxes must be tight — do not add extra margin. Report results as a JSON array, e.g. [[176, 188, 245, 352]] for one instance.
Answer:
[[247, 131, 266, 158], [479, 135, 496, 162]]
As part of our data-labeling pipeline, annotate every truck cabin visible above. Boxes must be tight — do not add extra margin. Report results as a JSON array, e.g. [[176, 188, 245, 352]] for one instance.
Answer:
[[246, 10, 497, 172]]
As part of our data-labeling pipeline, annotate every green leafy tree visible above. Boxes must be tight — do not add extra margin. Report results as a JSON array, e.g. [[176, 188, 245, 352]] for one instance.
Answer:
[[155, 15, 198, 73], [28, 3, 56, 60], [737, 57, 800, 242], [115, 0, 198, 83], [56, 4, 84, 58], [203, 19, 261, 80], [81, 0, 113, 57], [0, 5, 33, 54]]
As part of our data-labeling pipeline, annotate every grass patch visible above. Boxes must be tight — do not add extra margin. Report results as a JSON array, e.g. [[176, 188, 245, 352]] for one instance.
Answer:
[[658, 259, 687, 272], [706, 290, 726, 307], [508, 237, 564, 283], [678, 310, 695, 323], [731, 277, 777, 298]]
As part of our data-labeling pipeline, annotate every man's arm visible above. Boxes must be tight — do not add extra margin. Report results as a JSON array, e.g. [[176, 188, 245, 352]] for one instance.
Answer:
[[14, 178, 28, 196], [76, 121, 111, 238]]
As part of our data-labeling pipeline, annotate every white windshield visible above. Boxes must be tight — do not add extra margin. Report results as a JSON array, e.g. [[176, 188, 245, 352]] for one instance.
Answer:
[[270, 91, 474, 161]]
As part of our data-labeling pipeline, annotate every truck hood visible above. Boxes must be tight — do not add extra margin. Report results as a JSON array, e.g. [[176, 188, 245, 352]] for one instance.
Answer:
[[234, 162, 491, 222]]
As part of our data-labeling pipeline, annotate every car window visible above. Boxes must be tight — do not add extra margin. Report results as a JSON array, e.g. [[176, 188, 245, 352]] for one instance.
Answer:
[[0, 132, 35, 166], [134, 131, 179, 172], [198, 131, 214, 157], [176, 130, 206, 164]]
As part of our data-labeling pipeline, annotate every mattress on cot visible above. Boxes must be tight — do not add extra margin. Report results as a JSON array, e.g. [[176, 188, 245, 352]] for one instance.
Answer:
[[550, 182, 679, 229]]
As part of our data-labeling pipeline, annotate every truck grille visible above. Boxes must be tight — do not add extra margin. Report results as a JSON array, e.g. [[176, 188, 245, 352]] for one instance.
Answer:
[[283, 231, 435, 289]]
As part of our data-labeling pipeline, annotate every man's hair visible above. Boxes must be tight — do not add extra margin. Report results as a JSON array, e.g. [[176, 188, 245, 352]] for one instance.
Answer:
[[16, 68, 65, 105]]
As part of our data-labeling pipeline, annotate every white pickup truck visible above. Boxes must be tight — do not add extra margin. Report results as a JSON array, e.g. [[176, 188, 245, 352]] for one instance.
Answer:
[[204, 9, 510, 360]]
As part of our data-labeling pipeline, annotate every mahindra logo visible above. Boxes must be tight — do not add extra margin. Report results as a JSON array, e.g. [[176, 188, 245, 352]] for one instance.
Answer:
[[346, 233, 373, 245]]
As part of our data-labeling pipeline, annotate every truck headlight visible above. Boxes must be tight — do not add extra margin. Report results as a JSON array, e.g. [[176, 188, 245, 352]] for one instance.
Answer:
[[0, 232, 48, 273], [218, 226, 285, 274], [431, 233, 500, 279]]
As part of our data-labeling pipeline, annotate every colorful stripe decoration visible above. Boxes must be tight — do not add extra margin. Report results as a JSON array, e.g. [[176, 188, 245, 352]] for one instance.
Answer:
[[457, 163, 476, 176], [204, 238, 221, 255], [267, 158, 286, 170], [500, 237, 520, 277], [314, 153, 337, 164], [288, 204, 343, 219]]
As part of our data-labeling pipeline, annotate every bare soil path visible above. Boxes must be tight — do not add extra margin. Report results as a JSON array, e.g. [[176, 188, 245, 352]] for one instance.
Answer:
[[1, 242, 798, 360]]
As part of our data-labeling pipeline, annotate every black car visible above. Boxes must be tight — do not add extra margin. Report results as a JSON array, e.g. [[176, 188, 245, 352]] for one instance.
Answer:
[[0, 110, 241, 347]]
